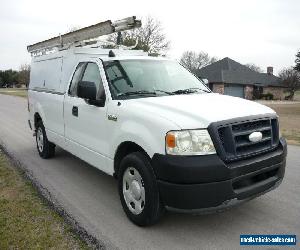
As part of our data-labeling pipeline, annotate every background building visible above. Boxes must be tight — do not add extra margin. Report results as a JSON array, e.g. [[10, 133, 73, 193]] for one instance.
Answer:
[[197, 57, 287, 100]]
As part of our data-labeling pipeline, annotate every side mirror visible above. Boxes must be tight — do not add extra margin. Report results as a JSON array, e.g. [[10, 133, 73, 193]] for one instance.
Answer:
[[78, 81, 97, 100], [77, 81, 106, 107]]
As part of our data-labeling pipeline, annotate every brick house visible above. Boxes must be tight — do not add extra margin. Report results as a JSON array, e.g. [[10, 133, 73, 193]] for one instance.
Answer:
[[197, 57, 287, 100]]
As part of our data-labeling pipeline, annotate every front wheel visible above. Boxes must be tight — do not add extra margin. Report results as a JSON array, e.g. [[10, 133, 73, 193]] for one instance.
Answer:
[[118, 152, 164, 226], [36, 121, 55, 159]]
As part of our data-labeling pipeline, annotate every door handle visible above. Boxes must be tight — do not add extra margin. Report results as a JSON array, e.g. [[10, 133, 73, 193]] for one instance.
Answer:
[[72, 106, 78, 117]]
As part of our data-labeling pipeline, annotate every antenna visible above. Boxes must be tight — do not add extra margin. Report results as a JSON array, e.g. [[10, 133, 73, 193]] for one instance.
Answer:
[[27, 16, 141, 54]]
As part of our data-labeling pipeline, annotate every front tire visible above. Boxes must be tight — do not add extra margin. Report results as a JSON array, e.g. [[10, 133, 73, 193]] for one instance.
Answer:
[[36, 121, 55, 159], [118, 152, 164, 226]]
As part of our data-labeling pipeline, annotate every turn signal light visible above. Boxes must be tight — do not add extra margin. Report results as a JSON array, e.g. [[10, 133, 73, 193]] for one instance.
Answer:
[[166, 133, 176, 148]]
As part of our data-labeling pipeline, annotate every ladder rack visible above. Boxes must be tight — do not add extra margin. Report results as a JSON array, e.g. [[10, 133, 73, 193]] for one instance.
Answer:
[[27, 16, 141, 55]]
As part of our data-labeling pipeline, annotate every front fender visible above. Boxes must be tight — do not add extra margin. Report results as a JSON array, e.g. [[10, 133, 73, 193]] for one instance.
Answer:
[[107, 99, 181, 161], [110, 120, 164, 158]]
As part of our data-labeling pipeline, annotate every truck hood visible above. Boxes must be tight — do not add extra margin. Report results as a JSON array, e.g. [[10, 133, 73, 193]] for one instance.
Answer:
[[127, 93, 276, 129]]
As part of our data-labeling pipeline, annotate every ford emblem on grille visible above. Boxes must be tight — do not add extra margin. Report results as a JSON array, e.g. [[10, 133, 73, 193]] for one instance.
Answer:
[[249, 131, 263, 142]]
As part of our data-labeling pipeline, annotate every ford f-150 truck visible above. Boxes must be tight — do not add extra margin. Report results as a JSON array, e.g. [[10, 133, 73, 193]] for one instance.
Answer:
[[28, 46, 287, 226]]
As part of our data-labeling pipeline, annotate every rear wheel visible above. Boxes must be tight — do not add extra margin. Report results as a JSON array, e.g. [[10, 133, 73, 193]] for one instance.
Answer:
[[36, 121, 55, 159], [118, 152, 164, 226]]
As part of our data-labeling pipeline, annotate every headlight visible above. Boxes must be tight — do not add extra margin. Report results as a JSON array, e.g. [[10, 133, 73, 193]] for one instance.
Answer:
[[165, 130, 216, 155]]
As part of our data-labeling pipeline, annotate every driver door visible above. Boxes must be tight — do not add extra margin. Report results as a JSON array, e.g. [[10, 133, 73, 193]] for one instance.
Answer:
[[64, 60, 110, 174]]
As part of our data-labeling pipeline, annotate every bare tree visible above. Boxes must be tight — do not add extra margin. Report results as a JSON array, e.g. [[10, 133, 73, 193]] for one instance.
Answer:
[[245, 63, 263, 73], [278, 67, 300, 100], [295, 50, 300, 72], [109, 16, 170, 55], [18, 64, 31, 88], [180, 51, 218, 73]]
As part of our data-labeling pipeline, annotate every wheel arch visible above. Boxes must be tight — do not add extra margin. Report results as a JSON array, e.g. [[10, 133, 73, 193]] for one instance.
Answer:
[[34, 112, 42, 130], [33, 102, 47, 130], [114, 141, 150, 179]]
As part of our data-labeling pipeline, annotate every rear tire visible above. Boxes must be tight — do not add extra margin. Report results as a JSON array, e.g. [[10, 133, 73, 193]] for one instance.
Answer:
[[36, 120, 55, 159], [118, 152, 164, 226]]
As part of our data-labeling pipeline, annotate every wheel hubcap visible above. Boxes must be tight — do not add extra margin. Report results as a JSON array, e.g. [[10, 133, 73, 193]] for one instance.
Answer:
[[123, 167, 145, 215], [131, 180, 142, 200], [37, 128, 44, 152]]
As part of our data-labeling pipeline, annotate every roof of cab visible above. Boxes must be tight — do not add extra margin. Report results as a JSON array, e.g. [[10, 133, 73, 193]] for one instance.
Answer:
[[101, 55, 171, 62]]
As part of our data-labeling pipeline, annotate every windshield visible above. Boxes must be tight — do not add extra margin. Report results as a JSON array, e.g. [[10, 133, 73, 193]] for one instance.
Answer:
[[103, 59, 210, 99]]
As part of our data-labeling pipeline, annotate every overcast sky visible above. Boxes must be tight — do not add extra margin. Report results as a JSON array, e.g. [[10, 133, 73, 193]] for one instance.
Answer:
[[0, 0, 299, 74]]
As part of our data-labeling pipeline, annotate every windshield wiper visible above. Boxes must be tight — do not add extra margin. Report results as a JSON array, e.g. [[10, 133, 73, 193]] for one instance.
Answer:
[[117, 88, 210, 97], [153, 89, 174, 95], [117, 90, 157, 97], [172, 87, 210, 95]]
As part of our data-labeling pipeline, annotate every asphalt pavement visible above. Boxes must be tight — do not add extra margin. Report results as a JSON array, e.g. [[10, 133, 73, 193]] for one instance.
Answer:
[[0, 94, 299, 250]]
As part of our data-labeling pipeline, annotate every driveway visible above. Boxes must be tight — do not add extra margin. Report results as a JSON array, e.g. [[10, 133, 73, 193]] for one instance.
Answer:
[[0, 94, 299, 250]]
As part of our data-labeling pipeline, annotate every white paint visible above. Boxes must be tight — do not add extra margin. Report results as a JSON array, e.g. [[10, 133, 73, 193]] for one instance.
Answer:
[[28, 49, 276, 176]]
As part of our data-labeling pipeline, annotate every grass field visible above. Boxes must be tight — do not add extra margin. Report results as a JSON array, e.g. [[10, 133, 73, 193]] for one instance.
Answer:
[[0, 88, 27, 98], [0, 151, 89, 250], [264, 102, 300, 145]]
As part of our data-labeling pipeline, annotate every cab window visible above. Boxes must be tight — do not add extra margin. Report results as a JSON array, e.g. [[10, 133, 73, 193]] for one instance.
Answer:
[[81, 63, 105, 100], [69, 62, 105, 101], [69, 62, 85, 96]]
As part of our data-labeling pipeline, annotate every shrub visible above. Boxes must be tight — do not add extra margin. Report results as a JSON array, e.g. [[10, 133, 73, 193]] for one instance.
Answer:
[[261, 93, 274, 100]]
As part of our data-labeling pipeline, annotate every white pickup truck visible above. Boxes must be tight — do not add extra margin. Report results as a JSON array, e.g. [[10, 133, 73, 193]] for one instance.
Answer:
[[28, 47, 287, 226]]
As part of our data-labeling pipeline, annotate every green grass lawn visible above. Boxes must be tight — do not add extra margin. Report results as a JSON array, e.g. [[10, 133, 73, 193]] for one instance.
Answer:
[[0, 88, 28, 98], [0, 151, 89, 250]]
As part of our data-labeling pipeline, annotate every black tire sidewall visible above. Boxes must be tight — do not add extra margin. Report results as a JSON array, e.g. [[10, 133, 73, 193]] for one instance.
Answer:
[[35, 121, 54, 158], [118, 152, 163, 226]]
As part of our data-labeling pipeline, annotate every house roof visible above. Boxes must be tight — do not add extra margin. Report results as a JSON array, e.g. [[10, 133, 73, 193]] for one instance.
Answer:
[[196, 57, 282, 86]]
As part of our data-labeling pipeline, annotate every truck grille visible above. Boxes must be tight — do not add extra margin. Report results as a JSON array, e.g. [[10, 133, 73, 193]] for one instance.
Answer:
[[208, 115, 279, 162]]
